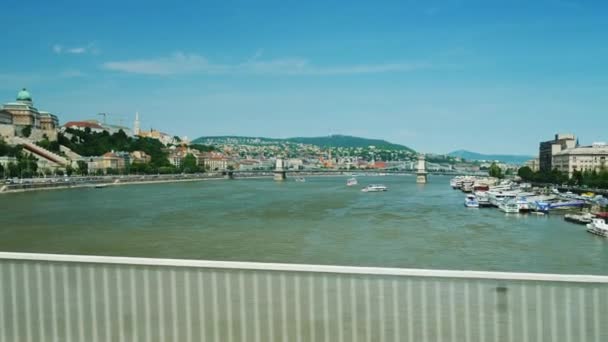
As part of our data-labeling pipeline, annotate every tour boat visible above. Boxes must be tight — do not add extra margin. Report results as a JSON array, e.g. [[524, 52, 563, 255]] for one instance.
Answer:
[[464, 194, 479, 208], [488, 191, 517, 207], [474, 191, 492, 207], [499, 200, 520, 213], [461, 181, 474, 193], [564, 213, 595, 225], [347, 177, 358, 187], [361, 184, 388, 192], [515, 196, 532, 212], [586, 218, 608, 237]]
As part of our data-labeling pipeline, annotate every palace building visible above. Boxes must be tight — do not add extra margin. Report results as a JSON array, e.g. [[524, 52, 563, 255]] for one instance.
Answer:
[[0, 88, 59, 141]]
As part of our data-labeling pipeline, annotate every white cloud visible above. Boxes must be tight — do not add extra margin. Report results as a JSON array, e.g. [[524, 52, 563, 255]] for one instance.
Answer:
[[53, 43, 99, 55], [102, 52, 431, 76]]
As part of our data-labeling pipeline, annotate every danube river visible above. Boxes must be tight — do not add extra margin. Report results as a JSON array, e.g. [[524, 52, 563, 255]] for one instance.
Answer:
[[1, 175, 606, 274]]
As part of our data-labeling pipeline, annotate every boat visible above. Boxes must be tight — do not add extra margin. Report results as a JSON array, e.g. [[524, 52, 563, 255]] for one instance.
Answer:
[[464, 194, 479, 208], [499, 200, 520, 213], [586, 218, 608, 237], [94, 184, 108, 189], [361, 184, 388, 192], [564, 212, 595, 225], [488, 191, 517, 207], [295, 177, 306, 182], [461, 181, 474, 193], [346, 177, 358, 187], [474, 191, 492, 207], [549, 200, 586, 210]]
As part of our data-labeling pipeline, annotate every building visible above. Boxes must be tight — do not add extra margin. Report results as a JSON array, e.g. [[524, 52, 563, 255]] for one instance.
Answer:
[[539, 133, 577, 172], [87, 152, 127, 174], [1, 88, 59, 141], [130, 150, 151, 164], [200, 152, 229, 171], [0, 156, 17, 168], [525, 158, 540, 172], [552, 143, 608, 178], [0, 109, 12, 125], [138, 129, 174, 145], [63, 121, 105, 133]]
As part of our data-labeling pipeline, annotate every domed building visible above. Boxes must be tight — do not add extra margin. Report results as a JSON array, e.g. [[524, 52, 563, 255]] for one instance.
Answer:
[[0, 88, 59, 141]]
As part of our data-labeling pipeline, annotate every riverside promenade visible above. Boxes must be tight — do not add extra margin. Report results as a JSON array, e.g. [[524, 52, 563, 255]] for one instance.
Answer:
[[0, 173, 227, 194]]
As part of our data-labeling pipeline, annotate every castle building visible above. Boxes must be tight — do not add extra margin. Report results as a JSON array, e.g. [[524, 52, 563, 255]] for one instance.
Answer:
[[0, 88, 59, 141]]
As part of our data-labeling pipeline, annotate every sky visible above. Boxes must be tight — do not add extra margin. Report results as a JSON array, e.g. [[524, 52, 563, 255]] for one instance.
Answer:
[[1, 0, 607, 155]]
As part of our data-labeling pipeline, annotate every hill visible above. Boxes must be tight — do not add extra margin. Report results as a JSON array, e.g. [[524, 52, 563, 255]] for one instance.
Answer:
[[193, 134, 415, 151], [448, 150, 533, 164], [286, 135, 414, 151]]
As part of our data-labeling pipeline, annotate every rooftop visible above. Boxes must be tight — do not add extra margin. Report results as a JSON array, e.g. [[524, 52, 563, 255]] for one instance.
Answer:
[[555, 145, 608, 156]]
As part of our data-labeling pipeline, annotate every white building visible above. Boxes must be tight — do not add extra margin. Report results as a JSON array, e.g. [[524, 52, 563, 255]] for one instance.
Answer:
[[552, 143, 608, 177]]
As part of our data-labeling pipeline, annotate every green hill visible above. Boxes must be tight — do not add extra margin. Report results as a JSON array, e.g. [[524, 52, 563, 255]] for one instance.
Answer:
[[448, 150, 533, 164], [192, 134, 414, 151]]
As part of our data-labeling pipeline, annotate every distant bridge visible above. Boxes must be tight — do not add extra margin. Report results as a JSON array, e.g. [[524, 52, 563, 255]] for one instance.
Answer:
[[223, 169, 485, 179]]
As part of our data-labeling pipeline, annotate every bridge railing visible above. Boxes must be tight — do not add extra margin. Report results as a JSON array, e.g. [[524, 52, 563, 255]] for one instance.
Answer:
[[1, 252, 607, 341]]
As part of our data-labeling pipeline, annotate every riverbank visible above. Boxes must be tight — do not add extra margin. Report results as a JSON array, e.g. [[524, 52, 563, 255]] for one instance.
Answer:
[[0, 174, 229, 194]]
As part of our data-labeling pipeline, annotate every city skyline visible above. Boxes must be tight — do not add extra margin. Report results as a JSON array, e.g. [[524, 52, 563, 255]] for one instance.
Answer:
[[1, 0, 607, 154]]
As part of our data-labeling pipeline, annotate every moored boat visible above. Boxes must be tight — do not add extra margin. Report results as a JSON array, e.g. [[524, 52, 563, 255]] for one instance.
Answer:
[[464, 194, 479, 208], [474, 191, 492, 207], [499, 200, 520, 213], [586, 218, 608, 237], [564, 212, 595, 225]]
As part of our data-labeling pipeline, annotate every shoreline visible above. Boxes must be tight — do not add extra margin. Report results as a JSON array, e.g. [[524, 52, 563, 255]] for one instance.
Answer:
[[0, 175, 231, 194], [0, 172, 432, 195]]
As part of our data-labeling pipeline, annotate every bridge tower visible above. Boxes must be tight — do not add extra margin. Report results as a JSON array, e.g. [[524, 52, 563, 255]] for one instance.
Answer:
[[416, 154, 428, 184], [274, 158, 287, 181]]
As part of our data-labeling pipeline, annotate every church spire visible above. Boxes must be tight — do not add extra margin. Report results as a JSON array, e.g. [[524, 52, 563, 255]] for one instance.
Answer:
[[134, 111, 140, 136]]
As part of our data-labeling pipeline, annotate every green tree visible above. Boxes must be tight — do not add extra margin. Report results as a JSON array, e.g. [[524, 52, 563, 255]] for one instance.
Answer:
[[517, 166, 534, 181], [76, 160, 88, 175], [21, 125, 32, 138], [488, 162, 503, 178], [181, 154, 198, 173]]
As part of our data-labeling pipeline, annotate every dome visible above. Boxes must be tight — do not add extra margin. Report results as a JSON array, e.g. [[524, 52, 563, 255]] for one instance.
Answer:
[[16, 88, 32, 102]]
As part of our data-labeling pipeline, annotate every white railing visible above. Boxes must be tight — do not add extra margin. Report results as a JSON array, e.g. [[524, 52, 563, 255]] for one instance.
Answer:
[[1, 252, 607, 342]]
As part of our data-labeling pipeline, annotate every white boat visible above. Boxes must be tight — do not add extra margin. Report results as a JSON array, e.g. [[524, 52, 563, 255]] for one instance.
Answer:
[[347, 177, 358, 187], [474, 191, 491, 207], [295, 177, 306, 182], [499, 200, 520, 213], [488, 191, 518, 207], [361, 184, 388, 192], [586, 218, 608, 237], [464, 194, 479, 208], [94, 184, 108, 189]]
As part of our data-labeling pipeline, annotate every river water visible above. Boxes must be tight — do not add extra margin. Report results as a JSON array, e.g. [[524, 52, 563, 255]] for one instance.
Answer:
[[1, 175, 606, 274]]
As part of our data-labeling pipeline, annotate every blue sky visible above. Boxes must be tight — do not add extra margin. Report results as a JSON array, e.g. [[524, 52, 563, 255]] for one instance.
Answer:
[[1, 0, 607, 154]]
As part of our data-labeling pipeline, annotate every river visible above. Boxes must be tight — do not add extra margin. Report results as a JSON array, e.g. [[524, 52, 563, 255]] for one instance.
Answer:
[[1, 175, 606, 274]]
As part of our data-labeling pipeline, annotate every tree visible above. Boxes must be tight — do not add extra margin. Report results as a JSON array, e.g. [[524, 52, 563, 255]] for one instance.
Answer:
[[181, 154, 198, 173], [21, 125, 32, 138], [488, 162, 503, 178], [517, 166, 534, 181], [77, 160, 88, 175]]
